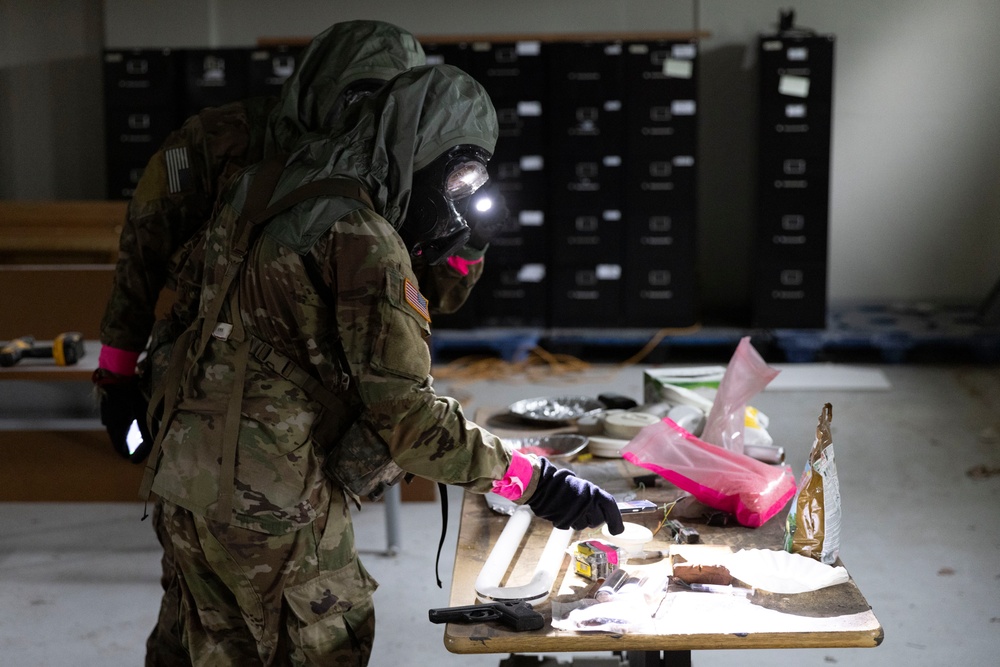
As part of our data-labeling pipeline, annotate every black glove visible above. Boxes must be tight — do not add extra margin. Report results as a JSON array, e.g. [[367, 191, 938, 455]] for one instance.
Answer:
[[93, 370, 153, 463], [527, 457, 625, 534], [465, 188, 509, 250]]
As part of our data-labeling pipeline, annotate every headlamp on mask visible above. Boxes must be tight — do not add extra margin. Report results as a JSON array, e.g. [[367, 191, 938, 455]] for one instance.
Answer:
[[401, 145, 492, 265], [472, 194, 494, 213]]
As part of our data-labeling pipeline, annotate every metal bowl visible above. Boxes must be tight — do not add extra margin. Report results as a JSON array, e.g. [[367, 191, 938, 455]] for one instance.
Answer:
[[507, 395, 604, 425], [503, 434, 590, 460]]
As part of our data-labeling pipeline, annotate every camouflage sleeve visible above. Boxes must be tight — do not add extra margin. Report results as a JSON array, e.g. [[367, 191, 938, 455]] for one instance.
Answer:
[[316, 211, 511, 494], [410, 245, 486, 315], [99, 105, 253, 352]]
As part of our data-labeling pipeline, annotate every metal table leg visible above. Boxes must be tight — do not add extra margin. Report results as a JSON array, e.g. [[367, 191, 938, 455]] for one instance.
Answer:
[[383, 484, 401, 556], [623, 650, 692, 666]]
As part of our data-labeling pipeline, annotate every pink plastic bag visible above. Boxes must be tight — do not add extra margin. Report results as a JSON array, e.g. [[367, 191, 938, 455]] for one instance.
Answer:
[[622, 418, 796, 527], [702, 336, 780, 454]]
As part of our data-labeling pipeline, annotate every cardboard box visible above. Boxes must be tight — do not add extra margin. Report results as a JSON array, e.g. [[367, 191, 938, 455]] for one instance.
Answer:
[[642, 366, 725, 406]]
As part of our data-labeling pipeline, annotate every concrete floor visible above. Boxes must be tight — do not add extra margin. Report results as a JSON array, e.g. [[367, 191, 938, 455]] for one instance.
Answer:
[[1, 360, 998, 666]]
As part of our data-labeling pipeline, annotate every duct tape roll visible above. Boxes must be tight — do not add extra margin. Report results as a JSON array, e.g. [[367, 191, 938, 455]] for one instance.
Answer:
[[603, 412, 662, 440], [577, 409, 623, 435], [587, 435, 631, 458]]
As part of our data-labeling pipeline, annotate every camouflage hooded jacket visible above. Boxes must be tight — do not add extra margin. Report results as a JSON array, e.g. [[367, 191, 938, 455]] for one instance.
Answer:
[[100, 21, 481, 356], [150, 64, 520, 535]]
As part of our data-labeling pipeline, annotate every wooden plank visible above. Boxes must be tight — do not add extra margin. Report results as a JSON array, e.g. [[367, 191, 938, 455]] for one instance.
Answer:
[[0, 265, 115, 341], [0, 200, 126, 227], [0, 430, 145, 502], [0, 200, 126, 263]]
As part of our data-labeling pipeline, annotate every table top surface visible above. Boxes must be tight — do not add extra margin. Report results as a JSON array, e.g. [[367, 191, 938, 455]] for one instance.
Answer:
[[441, 408, 883, 655]]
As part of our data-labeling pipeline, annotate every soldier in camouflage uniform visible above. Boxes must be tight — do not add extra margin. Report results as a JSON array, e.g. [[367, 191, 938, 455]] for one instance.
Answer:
[[91, 21, 449, 667], [142, 63, 624, 665]]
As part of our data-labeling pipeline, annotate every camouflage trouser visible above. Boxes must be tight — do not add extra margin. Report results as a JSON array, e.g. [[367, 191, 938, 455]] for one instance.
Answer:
[[152, 497, 378, 666], [145, 499, 189, 667]]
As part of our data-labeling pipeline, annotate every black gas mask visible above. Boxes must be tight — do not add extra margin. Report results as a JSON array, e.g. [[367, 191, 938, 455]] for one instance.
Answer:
[[401, 145, 491, 265]]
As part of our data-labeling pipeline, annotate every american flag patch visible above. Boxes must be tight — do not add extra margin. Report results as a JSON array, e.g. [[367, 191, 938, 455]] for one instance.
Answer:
[[164, 147, 192, 194], [404, 278, 431, 323]]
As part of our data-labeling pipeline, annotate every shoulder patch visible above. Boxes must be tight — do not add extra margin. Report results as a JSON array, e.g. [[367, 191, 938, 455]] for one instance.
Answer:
[[164, 147, 192, 194], [403, 278, 431, 323]]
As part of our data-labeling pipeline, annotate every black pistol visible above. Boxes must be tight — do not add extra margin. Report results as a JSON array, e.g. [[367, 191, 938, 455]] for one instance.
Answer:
[[428, 599, 544, 632]]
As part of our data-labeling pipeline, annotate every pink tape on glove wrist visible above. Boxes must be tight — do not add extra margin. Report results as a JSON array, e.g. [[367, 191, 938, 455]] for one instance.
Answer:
[[491, 449, 533, 500], [98, 346, 140, 376], [446, 254, 483, 277]]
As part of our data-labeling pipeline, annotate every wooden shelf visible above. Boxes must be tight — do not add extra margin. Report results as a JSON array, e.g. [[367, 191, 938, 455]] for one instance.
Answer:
[[0, 200, 126, 264]]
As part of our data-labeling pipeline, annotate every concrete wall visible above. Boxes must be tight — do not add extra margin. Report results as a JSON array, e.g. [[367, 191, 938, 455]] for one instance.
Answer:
[[0, 0, 105, 199], [2, 0, 998, 312]]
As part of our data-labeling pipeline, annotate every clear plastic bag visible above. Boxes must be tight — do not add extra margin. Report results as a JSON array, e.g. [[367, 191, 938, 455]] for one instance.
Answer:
[[622, 418, 796, 528], [701, 337, 780, 454], [552, 590, 657, 635]]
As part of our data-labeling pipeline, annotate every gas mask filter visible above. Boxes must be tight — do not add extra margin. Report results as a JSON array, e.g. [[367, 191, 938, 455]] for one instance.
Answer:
[[401, 145, 491, 265]]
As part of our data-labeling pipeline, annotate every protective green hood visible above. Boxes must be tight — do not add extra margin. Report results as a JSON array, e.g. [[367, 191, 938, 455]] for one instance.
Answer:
[[265, 20, 425, 154], [260, 63, 498, 254]]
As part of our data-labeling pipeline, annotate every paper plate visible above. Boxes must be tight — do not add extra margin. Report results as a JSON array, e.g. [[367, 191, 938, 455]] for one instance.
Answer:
[[507, 395, 604, 424], [504, 434, 590, 460], [726, 548, 849, 594]]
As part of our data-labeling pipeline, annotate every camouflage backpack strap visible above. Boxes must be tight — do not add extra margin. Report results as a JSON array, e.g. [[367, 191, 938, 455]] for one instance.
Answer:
[[193, 160, 373, 363], [192, 154, 291, 363], [212, 177, 379, 521], [210, 178, 374, 519], [138, 153, 289, 507], [138, 323, 197, 506], [139, 150, 376, 515], [247, 338, 352, 411], [213, 286, 253, 520]]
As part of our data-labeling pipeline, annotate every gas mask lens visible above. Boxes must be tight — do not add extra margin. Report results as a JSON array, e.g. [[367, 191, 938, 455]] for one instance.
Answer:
[[444, 161, 489, 200]]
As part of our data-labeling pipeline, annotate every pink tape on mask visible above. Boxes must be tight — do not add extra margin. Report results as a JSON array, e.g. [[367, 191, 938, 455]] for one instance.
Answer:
[[98, 346, 140, 376], [491, 449, 533, 500], [446, 254, 483, 277]]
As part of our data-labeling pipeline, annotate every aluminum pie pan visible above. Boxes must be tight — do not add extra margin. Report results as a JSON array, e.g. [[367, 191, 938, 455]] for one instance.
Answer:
[[503, 434, 590, 460], [507, 395, 604, 424]]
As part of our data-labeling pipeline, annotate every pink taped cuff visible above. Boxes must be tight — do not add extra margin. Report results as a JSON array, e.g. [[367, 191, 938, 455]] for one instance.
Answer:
[[446, 254, 483, 276], [491, 449, 533, 500], [98, 346, 140, 376]]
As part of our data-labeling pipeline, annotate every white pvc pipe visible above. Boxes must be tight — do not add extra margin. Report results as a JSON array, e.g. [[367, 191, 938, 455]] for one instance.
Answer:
[[474, 506, 573, 607]]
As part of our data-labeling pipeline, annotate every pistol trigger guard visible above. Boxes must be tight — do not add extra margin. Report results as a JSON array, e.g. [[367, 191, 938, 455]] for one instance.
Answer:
[[466, 609, 499, 622]]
